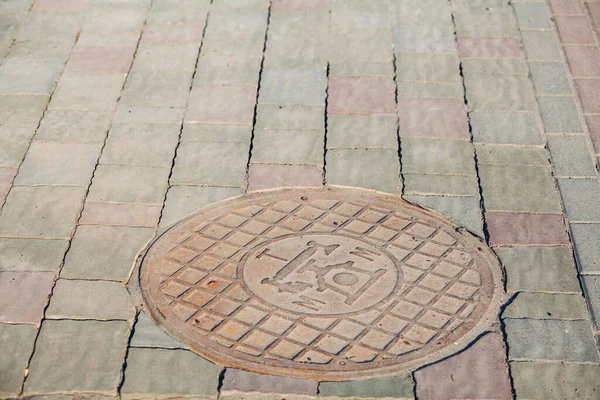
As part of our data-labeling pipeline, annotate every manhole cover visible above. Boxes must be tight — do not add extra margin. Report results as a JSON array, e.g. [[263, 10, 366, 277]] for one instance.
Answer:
[[135, 188, 505, 380]]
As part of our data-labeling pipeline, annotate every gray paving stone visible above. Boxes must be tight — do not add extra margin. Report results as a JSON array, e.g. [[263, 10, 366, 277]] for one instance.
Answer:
[[50, 73, 124, 111], [269, 11, 327, 36], [0, 238, 68, 272], [494, 246, 581, 293], [582, 275, 600, 330], [265, 34, 328, 68], [0, 94, 48, 127], [326, 149, 401, 193], [7, 40, 72, 63], [113, 106, 184, 124], [330, 29, 393, 62], [36, 110, 111, 143], [130, 312, 186, 348], [77, 32, 140, 48], [25, 320, 129, 394], [0, 58, 64, 95], [195, 56, 261, 85], [181, 123, 251, 143], [511, 361, 600, 399], [479, 165, 562, 213], [396, 53, 460, 83], [538, 96, 583, 133], [503, 293, 589, 320], [393, 27, 457, 54], [132, 44, 199, 72], [330, 0, 389, 13], [0, 186, 86, 239], [397, 81, 464, 99], [83, 4, 146, 33], [464, 74, 536, 111], [329, 61, 394, 77], [222, 368, 317, 396], [520, 31, 562, 61], [201, 29, 265, 59], [120, 70, 192, 108], [454, 10, 518, 37], [0, 323, 36, 397], [211, 0, 267, 12], [462, 58, 528, 76], [529, 62, 571, 95], [259, 68, 326, 105], [252, 129, 324, 165], [0, 125, 35, 167], [547, 135, 597, 177], [401, 138, 476, 175], [209, 11, 267, 33], [331, 13, 390, 33], [475, 144, 549, 166], [473, 112, 543, 145], [391, 2, 453, 27], [318, 372, 413, 399], [0, 13, 25, 42], [17, 11, 81, 42], [557, 178, 600, 221], [61, 225, 154, 281], [403, 173, 479, 196], [327, 115, 397, 149], [88, 164, 170, 205], [571, 223, 600, 273], [255, 104, 325, 131], [46, 279, 135, 320], [513, 3, 551, 29], [121, 348, 220, 398], [148, 2, 208, 23], [505, 319, 599, 362]]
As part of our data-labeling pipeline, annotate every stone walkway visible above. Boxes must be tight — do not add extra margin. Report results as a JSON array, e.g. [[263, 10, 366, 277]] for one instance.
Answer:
[[0, 0, 599, 398]]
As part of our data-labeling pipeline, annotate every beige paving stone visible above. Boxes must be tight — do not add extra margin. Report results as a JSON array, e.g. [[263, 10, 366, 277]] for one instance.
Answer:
[[186, 84, 257, 124], [141, 23, 205, 45], [475, 143, 550, 166], [0, 271, 55, 325], [113, 106, 184, 124], [397, 81, 464, 99], [132, 43, 199, 72], [49, 73, 125, 110], [403, 173, 480, 196], [148, 2, 208, 24], [80, 202, 161, 228], [464, 74, 536, 111], [0, 238, 69, 272], [201, 29, 265, 59], [0, 125, 35, 168], [120, 70, 193, 108], [503, 292, 589, 320], [36, 110, 111, 142], [329, 60, 395, 77], [326, 149, 401, 193], [252, 129, 324, 165], [0, 323, 37, 397], [195, 56, 262, 85], [396, 53, 461, 83], [462, 58, 528, 75], [0, 94, 49, 127], [17, 11, 82, 42], [77, 32, 140, 48], [327, 114, 397, 149], [65, 46, 135, 74], [82, 4, 146, 33], [401, 138, 476, 175], [130, 312, 186, 348], [247, 163, 323, 191], [180, 123, 252, 143], [254, 104, 325, 131], [0, 58, 64, 95]]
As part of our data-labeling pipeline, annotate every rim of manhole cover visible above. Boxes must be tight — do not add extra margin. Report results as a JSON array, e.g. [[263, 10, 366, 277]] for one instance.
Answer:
[[131, 187, 506, 381]]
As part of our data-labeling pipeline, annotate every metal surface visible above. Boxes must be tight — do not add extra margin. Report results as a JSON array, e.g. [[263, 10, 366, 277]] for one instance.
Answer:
[[135, 187, 506, 380]]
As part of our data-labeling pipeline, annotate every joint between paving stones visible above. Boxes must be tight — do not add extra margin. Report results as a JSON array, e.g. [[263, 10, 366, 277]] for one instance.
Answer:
[[322, 62, 330, 186]]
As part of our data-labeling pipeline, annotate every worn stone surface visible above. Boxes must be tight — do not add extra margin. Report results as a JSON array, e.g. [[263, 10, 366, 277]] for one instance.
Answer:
[[0, 323, 37, 397], [80, 202, 161, 228], [222, 369, 317, 395], [403, 174, 479, 196], [327, 115, 397, 149], [36, 110, 111, 143], [557, 178, 600, 221], [582, 275, 600, 330], [476, 143, 549, 166], [326, 149, 401, 192], [571, 223, 600, 273], [538, 96, 584, 133], [503, 292, 589, 319], [247, 163, 323, 191], [547, 135, 597, 177], [252, 129, 324, 165], [486, 212, 569, 246], [0, 238, 68, 272], [0, 271, 55, 325], [401, 138, 475, 175], [319, 373, 414, 399], [470, 111, 543, 145], [130, 312, 186, 349]]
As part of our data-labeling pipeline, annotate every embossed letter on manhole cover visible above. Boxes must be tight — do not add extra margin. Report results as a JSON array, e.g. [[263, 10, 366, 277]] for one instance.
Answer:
[[134, 188, 505, 380]]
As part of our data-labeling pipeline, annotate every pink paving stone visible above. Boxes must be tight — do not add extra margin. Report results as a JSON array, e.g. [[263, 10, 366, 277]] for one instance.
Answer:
[[0, 272, 56, 325], [247, 163, 323, 192], [555, 16, 596, 43], [588, 3, 600, 30], [185, 85, 257, 125], [457, 37, 523, 59], [65, 46, 135, 74], [585, 115, 600, 153], [574, 79, 600, 113], [0, 168, 17, 205], [415, 333, 512, 400], [564, 45, 600, 77], [32, 0, 91, 11], [398, 99, 470, 140], [486, 212, 570, 246], [327, 77, 396, 115], [80, 202, 161, 228], [141, 24, 205, 45], [271, 0, 329, 11], [549, 0, 585, 14]]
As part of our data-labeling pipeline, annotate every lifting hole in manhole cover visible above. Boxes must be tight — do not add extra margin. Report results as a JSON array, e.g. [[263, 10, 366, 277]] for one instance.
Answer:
[[133, 187, 506, 380]]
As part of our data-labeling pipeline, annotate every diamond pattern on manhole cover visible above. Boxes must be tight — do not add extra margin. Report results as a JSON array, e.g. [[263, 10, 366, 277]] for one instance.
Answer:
[[134, 188, 506, 380]]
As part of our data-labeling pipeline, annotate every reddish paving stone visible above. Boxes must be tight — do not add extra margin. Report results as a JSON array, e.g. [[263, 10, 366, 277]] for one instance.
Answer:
[[65, 47, 135, 74], [549, 0, 585, 14], [564, 45, 600, 77], [328, 77, 396, 115], [247, 163, 322, 191], [585, 115, 600, 153], [555, 16, 596, 43], [398, 99, 470, 140], [457, 37, 522, 59], [415, 333, 512, 400], [141, 24, 205, 45], [0, 168, 17, 206], [221, 368, 318, 395], [32, 0, 91, 11], [486, 212, 570, 246], [0, 272, 55, 325], [186, 85, 257, 124], [588, 3, 600, 30], [574, 79, 600, 113], [80, 202, 161, 228], [271, 0, 329, 11]]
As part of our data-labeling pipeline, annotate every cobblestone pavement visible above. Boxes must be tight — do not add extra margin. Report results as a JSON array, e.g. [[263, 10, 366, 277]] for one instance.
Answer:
[[1, 0, 600, 398]]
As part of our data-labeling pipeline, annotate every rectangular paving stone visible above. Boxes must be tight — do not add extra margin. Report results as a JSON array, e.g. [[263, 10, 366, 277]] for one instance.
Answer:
[[24, 320, 130, 394], [505, 319, 599, 362], [195, 56, 261, 85], [326, 149, 401, 193], [454, 10, 518, 37], [0, 238, 68, 272], [494, 246, 581, 293], [557, 178, 600, 221], [538, 96, 583, 133], [574, 78, 600, 113], [120, 70, 193, 108], [131, 312, 186, 348], [186, 85, 257, 124], [80, 202, 161, 228], [133, 44, 199, 72], [398, 99, 470, 140], [222, 368, 317, 396], [201, 29, 265, 59], [61, 225, 154, 281], [475, 143, 549, 166], [141, 23, 205, 45], [36, 110, 111, 142], [265, 33, 328, 68], [464, 74, 536, 111], [393, 26, 457, 53], [555, 15, 595, 44], [49, 73, 125, 110], [547, 135, 597, 176], [564, 45, 600, 77], [0, 323, 36, 397], [0, 186, 86, 238], [121, 348, 220, 398], [571, 223, 600, 272], [582, 275, 600, 329], [82, 4, 146, 33], [327, 114, 397, 149], [252, 129, 324, 165], [181, 123, 252, 143], [330, 30, 393, 62], [272, 0, 329, 11], [461, 58, 528, 76], [0, 125, 35, 168], [0, 58, 64, 95], [529, 61, 571, 95], [330, 0, 389, 13], [401, 138, 475, 175], [514, 2, 552, 29], [114, 106, 184, 124], [503, 292, 589, 319], [0, 271, 55, 325], [148, 1, 208, 23], [331, 12, 389, 33], [457, 37, 522, 59], [247, 163, 323, 191], [520, 30, 562, 61], [17, 11, 81, 41], [259, 68, 326, 105], [0, 94, 48, 127], [486, 212, 569, 245], [329, 61, 394, 77], [255, 104, 325, 131], [319, 372, 413, 399], [66, 46, 135, 74], [403, 173, 479, 196], [208, 11, 268, 33], [549, 0, 585, 15], [77, 32, 140, 48], [396, 81, 464, 99]]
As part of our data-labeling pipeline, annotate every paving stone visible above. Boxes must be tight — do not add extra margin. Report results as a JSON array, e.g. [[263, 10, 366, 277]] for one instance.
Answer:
[[538, 96, 583, 133], [414, 333, 511, 400], [327, 115, 397, 149], [479, 165, 562, 213], [15, 141, 100, 186], [475, 143, 549, 166], [503, 293, 588, 319], [49, 73, 124, 110], [5, 37, 73, 61], [82, 4, 146, 33], [186, 85, 257, 124], [587, 115, 600, 154], [121, 348, 220, 398], [0, 58, 64, 95], [66, 46, 135, 74], [36, 110, 111, 142], [77, 32, 140, 48], [529, 62, 571, 95], [252, 129, 324, 165], [195, 56, 261, 85], [464, 74, 536, 111], [401, 138, 475, 175], [247, 163, 323, 191], [582, 275, 600, 329], [25, 320, 130, 394], [555, 15, 595, 44], [0, 271, 55, 324], [268, 11, 327, 36], [148, 3, 208, 24], [61, 225, 154, 281], [330, 0, 389, 13], [319, 372, 413, 399], [393, 26, 456, 54], [0, 238, 68, 272], [457, 37, 522, 59], [329, 61, 394, 77], [113, 106, 184, 124], [208, 11, 268, 33], [32, 0, 92, 12], [171, 141, 248, 187], [398, 99, 470, 140], [564, 45, 600, 77], [331, 12, 390, 33], [547, 135, 597, 176], [0, 186, 86, 238], [454, 10, 518, 37], [472, 111, 542, 145], [0, 323, 36, 397], [330, 30, 393, 62], [0, 167, 16, 202], [403, 173, 479, 196], [326, 149, 401, 193], [589, 2, 600, 29], [211, 0, 268, 11], [1, 0, 33, 13], [88, 164, 170, 205], [132, 44, 199, 72], [549, 0, 584, 14], [17, 11, 81, 42], [272, 0, 329, 11], [390, 1, 453, 27], [255, 104, 325, 131], [201, 29, 265, 59], [571, 223, 600, 273], [520, 31, 562, 61], [396, 81, 464, 99], [486, 212, 569, 245], [141, 23, 205, 45], [514, 2, 552, 29], [265, 34, 328, 68], [181, 123, 252, 143], [121, 70, 192, 108], [260, 68, 326, 105], [0, 95, 48, 127], [557, 178, 600, 221], [222, 368, 317, 395], [102, 123, 180, 167], [131, 312, 186, 348], [80, 202, 161, 228], [574, 79, 600, 113], [505, 319, 599, 362], [511, 361, 600, 399], [462, 58, 528, 76], [494, 246, 581, 293]]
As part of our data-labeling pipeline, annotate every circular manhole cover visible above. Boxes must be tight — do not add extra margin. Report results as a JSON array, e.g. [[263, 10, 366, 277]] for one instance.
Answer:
[[135, 188, 505, 380]]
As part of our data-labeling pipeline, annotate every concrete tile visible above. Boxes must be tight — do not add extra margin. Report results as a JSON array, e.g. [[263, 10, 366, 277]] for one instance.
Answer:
[[514, 3, 552, 29], [0, 323, 37, 397], [582, 276, 600, 329], [331, 12, 389, 33], [393, 26, 457, 53], [330, 0, 389, 13], [564, 45, 600, 77], [538, 96, 583, 133], [255, 104, 325, 131], [88, 164, 170, 204], [33, 0, 91, 12], [457, 37, 522, 58], [0, 95, 48, 127], [327, 115, 397, 149], [252, 129, 324, 165], [80, 202, 161, 228], [196, 56, 261, 85], [529, 62, 571, 95], [557, 178, 600, 221], [326, 149, 401, 193], [148, 3, 208, 23], [555, 15, 595, 43], [0, 271, 55, 325], [319, 372, 413, 399], [272, 0, 329, 11], [77, 32, 140, 48], [260, 68, 326, 105], [36, 110, 111, 142], [186, 85, 257, 124], [268, 11, 327, 36], [113, 106, 184, 124], [454, 10, 518, 37], [503, 293, 588, 319], [586, 115, 600, 154], [464, 74, 536, 111], [49, 73, 124, 110], [0, 58, 64, 95], [574, 79, 600, 113], [82, 4, 146, 33], [265, 33, 328, 68], [398, 99, 470, 140], [390, 2, 453, 27], [547, 135, 597, 176], [0, 186, 86, 238], [403, 174, 479, 196], [17, 11, 81, 42], [131, 312, 186, 348], [330, 29, 393, 62], [61, 225, 154, 281], [1, 0, 34, 13], [0, 167, 16, 202], [181, 123, 252, 143], [401, 138, 475, 175], [589, 3, 600, 30], [520, 31, 562, 61], [65, 46, 135, 73], [222, 368, 317, 395], [133, 44, 199, 72], [201, 29, 265, 59], [329, 61, 394, 77], [141, 23, 205, 45], [0, 238, 68, 272], [486, 212, 569, 245], [24, 320, 130, 394], [208, 11, 268, 33], [462, 58, 528, 76], [247, 163, 323, 191], [396, 81, 464, 99], [475, 144, 549, 166], [571, 223, 600, 273], [120, 70, 193, 108], [549, 0, 584, 14]]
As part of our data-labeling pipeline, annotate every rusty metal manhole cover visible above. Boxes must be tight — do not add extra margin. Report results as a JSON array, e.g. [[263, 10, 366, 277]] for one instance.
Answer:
[[134, 188, 505, 380]]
